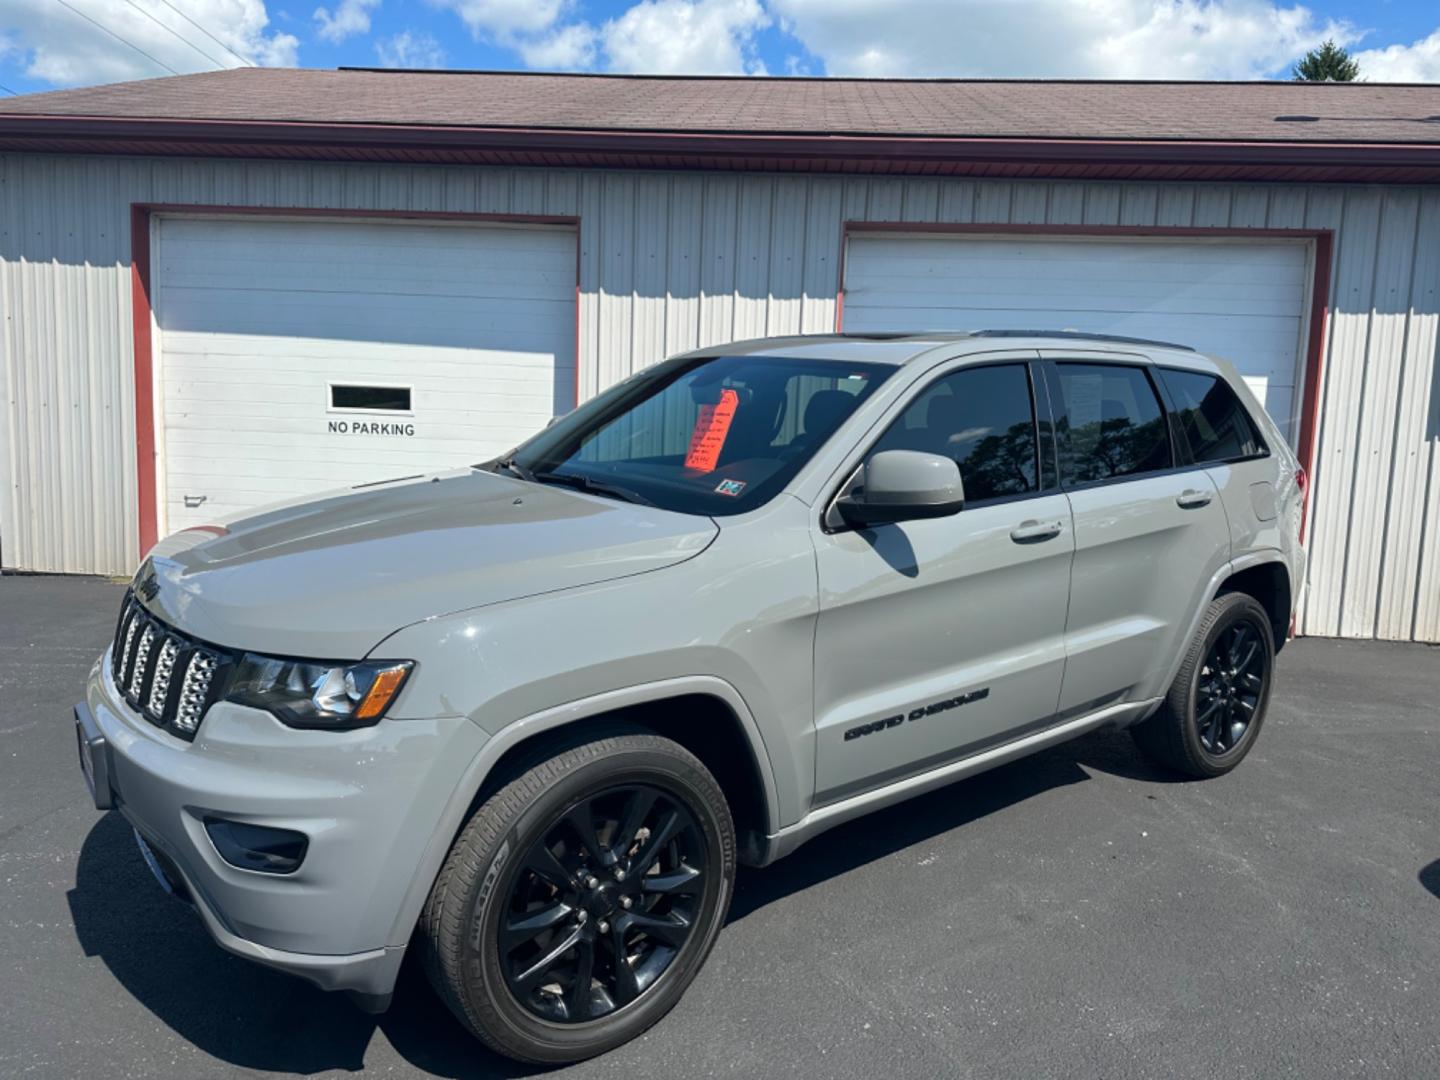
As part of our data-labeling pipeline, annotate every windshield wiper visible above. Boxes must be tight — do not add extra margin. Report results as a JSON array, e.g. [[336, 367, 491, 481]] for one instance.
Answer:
[[490, 457, 537, 482], [531, 471, 656, 507]]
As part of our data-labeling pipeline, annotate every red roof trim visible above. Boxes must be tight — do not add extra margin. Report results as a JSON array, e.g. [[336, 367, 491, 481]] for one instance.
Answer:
[[2, 113, 1439, 183]]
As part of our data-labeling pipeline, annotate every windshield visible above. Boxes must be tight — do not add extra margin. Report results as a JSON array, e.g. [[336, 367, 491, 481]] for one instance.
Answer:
[[496, 354, 894, 515]]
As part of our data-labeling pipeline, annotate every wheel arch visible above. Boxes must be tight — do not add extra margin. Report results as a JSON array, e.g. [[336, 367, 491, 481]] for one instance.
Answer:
[[1154, 552, 1293, 702], [1216, 556, 1293, 652], [387, 676, 781, 948]]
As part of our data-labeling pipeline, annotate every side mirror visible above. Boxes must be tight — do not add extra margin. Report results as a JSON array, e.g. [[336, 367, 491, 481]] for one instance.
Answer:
[[836, 450, 965, 528]]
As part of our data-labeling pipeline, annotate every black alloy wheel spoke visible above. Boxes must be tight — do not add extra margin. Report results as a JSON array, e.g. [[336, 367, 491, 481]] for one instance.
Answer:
[[563, 802, 612, 868], [612, 787, 659, 858], [502, 902, 573, 951], [1196, 620, 1267, 756], [500, 783, 706, 1023], [523, 845, 573, 891], [608, 926, 642, 1005], [563, 938, 596, 1021], [513, 926, 586, 992], [1227, 624, 1250, 667], [631, 809, 684, 877], [1233, 640, 1260, 677], [641, 863, 702, 895], [619, 910, 691, 949]]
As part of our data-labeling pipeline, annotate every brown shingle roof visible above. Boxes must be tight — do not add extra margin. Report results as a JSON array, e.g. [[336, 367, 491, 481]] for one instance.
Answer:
[[1, 68, 1438, 143], [1, 69, 1438, 183]]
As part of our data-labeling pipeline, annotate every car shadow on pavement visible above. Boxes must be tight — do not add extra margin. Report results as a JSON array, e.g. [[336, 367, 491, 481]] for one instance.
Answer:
[[65, 728, 1168, 1077], [67, 811, 542, 1079], [728, 725, 1176, 923], [1421, 859, 1440, 900]]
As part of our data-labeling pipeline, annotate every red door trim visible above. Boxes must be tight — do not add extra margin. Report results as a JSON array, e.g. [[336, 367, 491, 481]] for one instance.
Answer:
[[130, 206, 158, 558], [128, 203, 582, 557], [834, 221, 1334, 538]]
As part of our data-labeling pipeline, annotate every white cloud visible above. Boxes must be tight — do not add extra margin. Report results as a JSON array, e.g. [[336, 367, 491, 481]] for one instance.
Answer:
[[601, 0, 769, 74], [433, 0, 767, 74], [0, 0, 298, 86], [313, 0, 380, 44], [784, 53, 815, 76], [1356, 28, 1440, 82], [427, 0, 569, 40], [769, 0, 1356, 79], [375, 28, 447, 67], [518, 23, 597, 69]]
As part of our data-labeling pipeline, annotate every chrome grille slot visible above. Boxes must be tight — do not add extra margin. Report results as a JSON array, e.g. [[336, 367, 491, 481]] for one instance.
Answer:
[[128, 623, 157, 701], [174, 652, 219, 733], [119, 613, 142, 690], [147, 637, 181, 717], [109, 592, 232, 739]]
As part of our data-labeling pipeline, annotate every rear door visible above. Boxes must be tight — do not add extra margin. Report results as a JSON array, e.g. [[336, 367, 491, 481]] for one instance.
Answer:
[[1041, 352, 1232, 712], [811, 356, 1074, 805], [1157, 365, 1283, 560]]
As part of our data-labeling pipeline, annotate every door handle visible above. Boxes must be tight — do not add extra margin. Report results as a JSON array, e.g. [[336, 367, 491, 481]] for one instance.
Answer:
[[1176, 489, 1213, 510], [183, 494, 208, 509], [1010, 519, 1063, 544]]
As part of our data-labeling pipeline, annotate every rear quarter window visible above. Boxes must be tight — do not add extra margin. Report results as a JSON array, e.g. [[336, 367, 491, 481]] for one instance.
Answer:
[[1160, 368, 1267, 464]]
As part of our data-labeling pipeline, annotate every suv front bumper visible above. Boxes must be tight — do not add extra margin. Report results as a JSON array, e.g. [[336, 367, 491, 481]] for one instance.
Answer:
[[76, 650, 487, 1001]]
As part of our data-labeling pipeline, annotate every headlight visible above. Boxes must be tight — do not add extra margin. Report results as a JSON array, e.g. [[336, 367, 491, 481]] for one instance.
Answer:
[[227, 655, 414, 729]]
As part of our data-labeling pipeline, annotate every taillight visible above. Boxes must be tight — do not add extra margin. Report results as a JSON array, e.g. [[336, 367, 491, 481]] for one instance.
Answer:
[[1295, 467, 1308, 496]]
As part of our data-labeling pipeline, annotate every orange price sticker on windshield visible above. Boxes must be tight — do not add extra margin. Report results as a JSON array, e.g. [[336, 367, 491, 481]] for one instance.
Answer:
[[684, 388, 739, 473]]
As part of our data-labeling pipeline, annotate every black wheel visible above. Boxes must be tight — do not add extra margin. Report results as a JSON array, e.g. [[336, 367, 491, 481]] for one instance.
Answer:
[[420, 728, 734, 1064], [1131, 591, 1275, 778]]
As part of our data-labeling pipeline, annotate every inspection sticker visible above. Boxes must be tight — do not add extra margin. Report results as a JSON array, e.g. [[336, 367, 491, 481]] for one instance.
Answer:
[[714, 478, 747, 497]]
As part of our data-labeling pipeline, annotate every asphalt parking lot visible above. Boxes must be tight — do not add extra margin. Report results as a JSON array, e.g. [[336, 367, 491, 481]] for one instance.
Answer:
[[3, 572, 1438, 1079]]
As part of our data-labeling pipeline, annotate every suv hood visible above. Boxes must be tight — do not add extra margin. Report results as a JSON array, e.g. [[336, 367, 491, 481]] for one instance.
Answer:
[[138, 469, 717, 658]]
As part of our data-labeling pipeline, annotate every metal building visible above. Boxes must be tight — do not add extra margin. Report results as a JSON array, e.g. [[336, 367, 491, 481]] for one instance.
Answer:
[[1, 71, 1438, 642]]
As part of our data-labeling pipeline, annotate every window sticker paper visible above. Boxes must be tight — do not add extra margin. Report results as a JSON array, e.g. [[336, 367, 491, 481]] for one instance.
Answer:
[[684, 388, 740, 472]]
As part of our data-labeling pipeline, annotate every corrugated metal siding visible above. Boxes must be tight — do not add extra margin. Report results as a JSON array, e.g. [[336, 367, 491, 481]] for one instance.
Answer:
[[1, 154, 1437, 642]]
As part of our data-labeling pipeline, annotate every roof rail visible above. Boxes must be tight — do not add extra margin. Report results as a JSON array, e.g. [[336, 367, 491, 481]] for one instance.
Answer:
[[834, 330, 973, 341], [971, 329, 1196, 351]]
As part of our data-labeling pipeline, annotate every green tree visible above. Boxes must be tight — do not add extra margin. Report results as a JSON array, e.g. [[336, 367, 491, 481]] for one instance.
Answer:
[[1292, 40, 1360, 82]]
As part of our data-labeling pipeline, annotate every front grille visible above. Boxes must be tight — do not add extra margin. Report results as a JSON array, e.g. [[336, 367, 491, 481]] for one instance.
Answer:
[[110, 592, 232, 740]]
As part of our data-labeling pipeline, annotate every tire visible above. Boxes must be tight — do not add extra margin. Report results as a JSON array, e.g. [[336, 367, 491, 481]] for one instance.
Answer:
[[1131, 591, 1276, 778], [420, 727, 735, 1064]]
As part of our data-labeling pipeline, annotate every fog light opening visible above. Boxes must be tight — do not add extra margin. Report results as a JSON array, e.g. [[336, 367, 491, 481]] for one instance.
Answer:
[[204, 817, 309, 875]]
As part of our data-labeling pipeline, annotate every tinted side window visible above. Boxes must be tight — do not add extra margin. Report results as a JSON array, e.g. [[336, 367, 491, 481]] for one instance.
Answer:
[[1160, 368, 1265, 463], [1052, 363, 1171, 484], [871, 364, 1038, 502]]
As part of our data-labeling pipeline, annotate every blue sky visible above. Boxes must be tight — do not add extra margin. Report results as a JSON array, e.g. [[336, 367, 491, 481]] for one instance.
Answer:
[[2, 1, 1439, 98]]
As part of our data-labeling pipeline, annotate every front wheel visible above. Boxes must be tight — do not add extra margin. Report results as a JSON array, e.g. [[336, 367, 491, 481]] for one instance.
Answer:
[[1131, 591, 1276, 778], [420, 728, 735, 1064]]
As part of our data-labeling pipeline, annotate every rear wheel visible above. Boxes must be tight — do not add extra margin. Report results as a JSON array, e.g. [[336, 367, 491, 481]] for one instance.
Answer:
[[1131, 591, 1275, 778], [420, 729, 734, 1064]]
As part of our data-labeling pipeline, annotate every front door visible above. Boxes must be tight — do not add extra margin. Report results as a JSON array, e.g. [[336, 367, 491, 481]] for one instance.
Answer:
[[812, 358, 1074, 805]]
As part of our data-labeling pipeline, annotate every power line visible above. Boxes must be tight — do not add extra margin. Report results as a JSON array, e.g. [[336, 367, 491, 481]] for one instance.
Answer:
[[0, 84, 18, 96], [151, 0, 255, 67], [122, 0, 229, 70], [52, 0, 181, 77]]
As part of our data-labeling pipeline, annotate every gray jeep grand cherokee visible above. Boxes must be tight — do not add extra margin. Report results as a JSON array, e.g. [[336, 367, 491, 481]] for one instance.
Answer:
[[76, 331, 1305, 1063]]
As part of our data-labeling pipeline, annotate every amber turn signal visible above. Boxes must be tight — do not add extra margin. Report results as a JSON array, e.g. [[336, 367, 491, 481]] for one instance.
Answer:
[[356, 664, 412, 720]]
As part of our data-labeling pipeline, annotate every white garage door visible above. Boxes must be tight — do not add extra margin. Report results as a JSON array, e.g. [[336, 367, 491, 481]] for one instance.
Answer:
[[153, 215, 577, 534], [842, 234, 1310, 442]]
